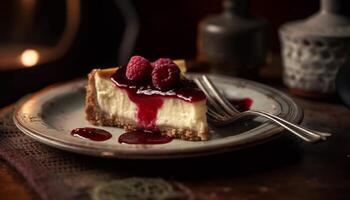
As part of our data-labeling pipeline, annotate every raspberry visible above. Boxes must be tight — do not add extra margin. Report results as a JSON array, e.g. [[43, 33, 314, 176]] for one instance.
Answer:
[[152, 63, 180, 90], [152, 58, 174, 68], [126, 56, 152, 81]]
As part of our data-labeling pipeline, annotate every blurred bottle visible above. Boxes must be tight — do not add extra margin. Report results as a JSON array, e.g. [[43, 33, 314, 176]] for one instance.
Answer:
[[197, 0, 267, 79], [0, 0, 139, 106], [0, 0, 80, 70], [0, 0, 80, 106]]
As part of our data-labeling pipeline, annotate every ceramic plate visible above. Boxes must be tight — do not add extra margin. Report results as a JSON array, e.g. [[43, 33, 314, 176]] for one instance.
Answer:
[[13, 73, 303, 159]]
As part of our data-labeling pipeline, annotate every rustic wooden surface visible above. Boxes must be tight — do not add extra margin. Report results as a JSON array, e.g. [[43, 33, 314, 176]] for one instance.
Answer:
[[0, 63, 349, 200], [0, 159, 38, 200]]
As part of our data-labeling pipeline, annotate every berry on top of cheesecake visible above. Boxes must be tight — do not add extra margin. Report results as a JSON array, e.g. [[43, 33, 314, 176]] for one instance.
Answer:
[[126, 56, 153, 81], [125, 56, 181, 91]]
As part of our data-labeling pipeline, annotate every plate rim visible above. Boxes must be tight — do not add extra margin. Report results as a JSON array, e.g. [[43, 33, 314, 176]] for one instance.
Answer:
[[13, 74, 303, 159]]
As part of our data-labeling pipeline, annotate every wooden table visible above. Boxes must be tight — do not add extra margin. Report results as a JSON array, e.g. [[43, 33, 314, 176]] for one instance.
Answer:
[[1, 64, 350, 200]]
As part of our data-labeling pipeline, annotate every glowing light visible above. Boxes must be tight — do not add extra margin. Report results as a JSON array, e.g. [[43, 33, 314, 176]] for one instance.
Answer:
[[21, 49, 39, 67]]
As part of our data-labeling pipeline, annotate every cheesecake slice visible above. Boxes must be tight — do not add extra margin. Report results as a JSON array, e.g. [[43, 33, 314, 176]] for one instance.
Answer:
[[85, 59, 209, 141]]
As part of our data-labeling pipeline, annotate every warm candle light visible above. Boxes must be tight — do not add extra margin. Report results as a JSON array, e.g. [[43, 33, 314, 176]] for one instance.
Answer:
[[21, 49, 39, 67]]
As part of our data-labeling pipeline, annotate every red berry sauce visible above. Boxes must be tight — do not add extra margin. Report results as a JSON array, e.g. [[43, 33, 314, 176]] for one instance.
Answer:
[[110, 67, 206, 130], [71, 127, 112, 141], [229, 98, 253, 112], [118, 130, 173, 144]]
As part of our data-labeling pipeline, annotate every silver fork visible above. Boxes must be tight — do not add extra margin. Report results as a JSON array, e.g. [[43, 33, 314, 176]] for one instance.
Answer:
[[194, 75, 331, 143]]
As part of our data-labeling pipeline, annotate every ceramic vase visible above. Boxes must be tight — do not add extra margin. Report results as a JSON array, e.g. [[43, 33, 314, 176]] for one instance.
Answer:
[[279, 0, 350, 97]]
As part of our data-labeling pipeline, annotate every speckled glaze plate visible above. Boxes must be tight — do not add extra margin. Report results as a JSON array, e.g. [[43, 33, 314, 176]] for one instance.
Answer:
[[13, 73, 303, 159]]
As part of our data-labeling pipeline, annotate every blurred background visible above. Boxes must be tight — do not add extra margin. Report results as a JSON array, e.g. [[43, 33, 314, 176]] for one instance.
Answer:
[[0, 0, 319, 106]]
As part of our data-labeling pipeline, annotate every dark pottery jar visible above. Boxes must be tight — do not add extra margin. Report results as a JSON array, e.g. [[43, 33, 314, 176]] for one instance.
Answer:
[[197, 0, 267, 79]]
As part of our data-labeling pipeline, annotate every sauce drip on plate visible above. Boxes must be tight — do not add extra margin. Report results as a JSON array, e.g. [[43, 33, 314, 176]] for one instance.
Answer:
[[229, 98, 253, 112], [71, 127, 112, 141], [118, 130, 173, 144]]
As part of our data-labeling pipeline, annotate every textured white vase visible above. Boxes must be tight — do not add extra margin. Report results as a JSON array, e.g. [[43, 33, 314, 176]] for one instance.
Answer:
[[279, 0, 350, 97]]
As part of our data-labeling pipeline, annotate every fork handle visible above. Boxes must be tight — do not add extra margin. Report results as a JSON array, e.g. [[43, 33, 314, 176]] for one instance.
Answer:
[[252, 110, 331, 137], [243, 110, 331, 142], [196, 75, 331, 142]]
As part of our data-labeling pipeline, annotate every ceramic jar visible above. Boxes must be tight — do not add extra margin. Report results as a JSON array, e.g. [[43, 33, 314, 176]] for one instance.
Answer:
[[279, 0, 350, 97], [197, 0, 267, 79]]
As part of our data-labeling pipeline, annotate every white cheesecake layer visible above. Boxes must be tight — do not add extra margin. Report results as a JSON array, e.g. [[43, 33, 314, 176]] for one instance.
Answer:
[[95, 72, 136, 120], [156, 98, 207, 135], [94, 71, 207, 136]]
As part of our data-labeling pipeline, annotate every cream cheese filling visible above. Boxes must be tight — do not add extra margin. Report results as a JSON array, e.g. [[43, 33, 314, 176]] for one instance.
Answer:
[[95, 72, 136, 120], [94, 72, 207, 135]]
